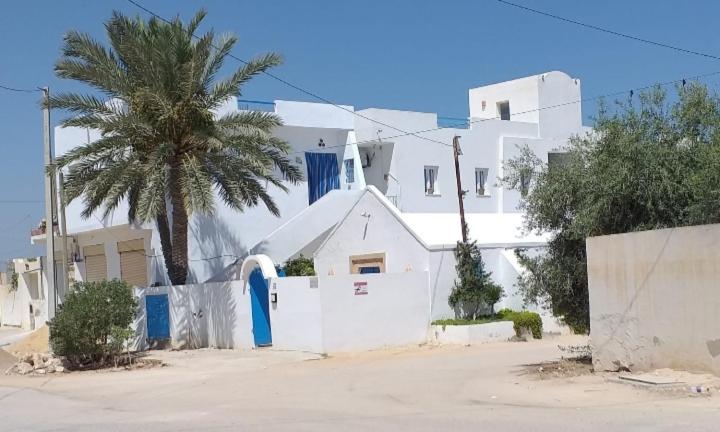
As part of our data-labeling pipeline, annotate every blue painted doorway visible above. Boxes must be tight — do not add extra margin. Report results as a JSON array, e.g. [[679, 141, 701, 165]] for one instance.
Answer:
[[146, 294, 170, 341], [305, 152, 340, 204], [249, 267, 272, 346]]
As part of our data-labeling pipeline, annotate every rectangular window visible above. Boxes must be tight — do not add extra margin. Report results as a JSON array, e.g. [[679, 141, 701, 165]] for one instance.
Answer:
[[424, 166, 439, 195], [344, 159, 355, 183], [497, 101, 511, 121], [350, 253, 386, 274], [475, 168, 489, 196]]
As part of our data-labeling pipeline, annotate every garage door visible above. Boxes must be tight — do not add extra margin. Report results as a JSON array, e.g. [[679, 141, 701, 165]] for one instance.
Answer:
[[83, 244, 107, 282], [118, 239, 148, 287]]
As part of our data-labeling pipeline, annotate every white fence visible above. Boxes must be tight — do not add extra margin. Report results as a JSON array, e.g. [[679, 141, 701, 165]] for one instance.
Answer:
[[134, 271, 430, 354], [134, 281, 253, 351]]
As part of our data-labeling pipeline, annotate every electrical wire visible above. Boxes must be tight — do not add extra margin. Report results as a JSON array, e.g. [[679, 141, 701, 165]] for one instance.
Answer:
[[495, 0, 720, 61], [283, 69, 720, 156], [0, 84, 40, 93], [124, 0, 450, 148]]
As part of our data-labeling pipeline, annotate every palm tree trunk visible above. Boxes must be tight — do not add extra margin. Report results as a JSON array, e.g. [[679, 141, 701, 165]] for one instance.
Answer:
[[167, 164, 189, 285], [155, 210, 176, 283]]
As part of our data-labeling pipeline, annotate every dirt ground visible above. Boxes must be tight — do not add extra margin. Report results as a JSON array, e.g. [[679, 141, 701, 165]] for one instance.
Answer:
[[2, 335, 719, 431], [3, 325, 49, 355]]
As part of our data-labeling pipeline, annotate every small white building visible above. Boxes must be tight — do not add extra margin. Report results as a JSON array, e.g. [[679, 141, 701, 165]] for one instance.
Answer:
[[37, 71, 587, 321], [0, 258, 50, 329]]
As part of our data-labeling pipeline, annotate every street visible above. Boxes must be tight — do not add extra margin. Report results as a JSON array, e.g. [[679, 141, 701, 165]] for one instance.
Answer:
[[1, 335, 719, 431]]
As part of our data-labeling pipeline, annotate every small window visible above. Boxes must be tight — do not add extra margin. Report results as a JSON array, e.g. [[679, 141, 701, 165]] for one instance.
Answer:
[[424, 166, 439, 195], [344, 159, 355, 183], [497, 101, 510, 121], [475, 168, 489, 196], [350, 253, 386, 274]]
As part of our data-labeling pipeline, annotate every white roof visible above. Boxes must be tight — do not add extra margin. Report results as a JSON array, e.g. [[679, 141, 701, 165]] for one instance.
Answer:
[[401, 212, 548, 248]]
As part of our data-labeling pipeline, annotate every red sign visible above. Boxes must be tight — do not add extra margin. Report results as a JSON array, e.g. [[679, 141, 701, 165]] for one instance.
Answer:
[[354, 281, 368, 296]]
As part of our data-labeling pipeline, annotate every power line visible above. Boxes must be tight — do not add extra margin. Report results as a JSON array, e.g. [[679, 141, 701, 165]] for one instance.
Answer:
[[0, 200, 44, 203], [495, 0, 720, 61], [0, 84, 41, 93], [124, 0, 450, 148], [283, 69, 720, 156]]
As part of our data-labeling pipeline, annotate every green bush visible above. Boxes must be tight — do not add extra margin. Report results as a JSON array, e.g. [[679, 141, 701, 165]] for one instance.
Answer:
[[49, 280, 137, 368], [432, 317, 504, 326], [510, 311, 543, 339], [496, 308, 515, 320], [283, 255, 316, 276], [448, 239, 504, 319]]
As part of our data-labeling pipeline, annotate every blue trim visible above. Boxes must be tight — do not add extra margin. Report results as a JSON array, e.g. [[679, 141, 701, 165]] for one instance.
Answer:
[[237, 99, 275, 105]]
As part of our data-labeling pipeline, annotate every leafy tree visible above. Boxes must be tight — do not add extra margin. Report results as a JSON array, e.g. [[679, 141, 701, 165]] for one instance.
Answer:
[[49, 280, 138, 368], [283, 255, 316, 276], [502, 84, 720, 333], [448, 239, 504, 319], [49, 10, 302, 285]]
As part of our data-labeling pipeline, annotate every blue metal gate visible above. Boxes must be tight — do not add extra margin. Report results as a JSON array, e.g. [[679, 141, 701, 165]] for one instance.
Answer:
[[146, 294, 170, 340], [249, 268, 272, 346]]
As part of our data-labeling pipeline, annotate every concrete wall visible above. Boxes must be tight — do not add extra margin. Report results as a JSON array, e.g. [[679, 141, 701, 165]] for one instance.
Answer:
[[268, 276, 324, 353], [134, 281, 253, 351], [319, 272, 430, 352], [268, 271, 430, 353], [587, 224, 720, 375], [430, 321, 515, 345]]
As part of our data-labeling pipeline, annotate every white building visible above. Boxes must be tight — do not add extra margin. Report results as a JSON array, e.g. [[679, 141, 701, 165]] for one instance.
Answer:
[[40, 70, 587, 321], [0, 258, 51, 329]]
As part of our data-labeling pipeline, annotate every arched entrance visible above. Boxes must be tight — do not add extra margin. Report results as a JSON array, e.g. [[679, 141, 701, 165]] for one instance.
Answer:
[[240, 255, 278, 347]]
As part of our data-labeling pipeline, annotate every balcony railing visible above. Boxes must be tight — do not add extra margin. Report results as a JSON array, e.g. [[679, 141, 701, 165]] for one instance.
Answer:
[[437, 116, 470, 129], [237, 99, 276, 112]]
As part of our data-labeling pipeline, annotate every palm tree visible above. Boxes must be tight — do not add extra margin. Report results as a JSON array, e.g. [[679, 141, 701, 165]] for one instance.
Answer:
[[49, 10, 302, 285]]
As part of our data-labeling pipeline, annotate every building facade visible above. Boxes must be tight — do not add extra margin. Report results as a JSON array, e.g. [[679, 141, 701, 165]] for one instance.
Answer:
[[41, 71, 587, 318]]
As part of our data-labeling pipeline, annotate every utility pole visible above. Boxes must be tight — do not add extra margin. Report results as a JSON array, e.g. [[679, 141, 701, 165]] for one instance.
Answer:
[[452, 135, 468, 243], [58, 171, 70, 298], [42, 87, 57, 320]]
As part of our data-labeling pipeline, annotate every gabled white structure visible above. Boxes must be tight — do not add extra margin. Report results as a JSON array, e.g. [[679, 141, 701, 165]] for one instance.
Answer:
[[42, 71, 587, 318]]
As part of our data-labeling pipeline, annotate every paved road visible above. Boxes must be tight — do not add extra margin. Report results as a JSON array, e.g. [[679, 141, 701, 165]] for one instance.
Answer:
[[0, 327, 29, 347], [1, 336, 719, 431]]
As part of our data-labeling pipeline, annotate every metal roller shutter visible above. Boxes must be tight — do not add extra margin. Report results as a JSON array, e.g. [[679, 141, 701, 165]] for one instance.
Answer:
[[118, 239, 148, 287], [83, 244, 107, 282]]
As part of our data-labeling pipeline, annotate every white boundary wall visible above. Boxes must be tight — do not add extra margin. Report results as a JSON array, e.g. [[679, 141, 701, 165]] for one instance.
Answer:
[[134, 281, 253, 351], [269, 271, 430, 353], [588, 224, 720, 375]]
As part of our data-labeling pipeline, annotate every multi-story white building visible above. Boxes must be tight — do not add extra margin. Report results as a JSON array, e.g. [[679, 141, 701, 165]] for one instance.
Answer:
[[39, 70, 588, 319]]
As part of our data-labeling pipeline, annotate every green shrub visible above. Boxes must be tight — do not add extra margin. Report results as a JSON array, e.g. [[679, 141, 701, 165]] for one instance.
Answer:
[[510, 311, 543, 339], [49, 279, 137, 368], [496, 308, 515, 320], [432, 317, 503, 326], [283, 255, 316, 276], [448, 240, 504, 319]]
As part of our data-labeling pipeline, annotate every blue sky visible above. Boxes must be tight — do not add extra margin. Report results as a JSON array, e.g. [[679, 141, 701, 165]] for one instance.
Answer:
[[2, 0, 720, 262]]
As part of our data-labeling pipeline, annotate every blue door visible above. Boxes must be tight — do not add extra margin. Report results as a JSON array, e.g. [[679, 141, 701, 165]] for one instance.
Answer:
[[146, 294, 170, 340], [305, 152, 340, 204], [249, 268, 272, 346]]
